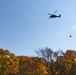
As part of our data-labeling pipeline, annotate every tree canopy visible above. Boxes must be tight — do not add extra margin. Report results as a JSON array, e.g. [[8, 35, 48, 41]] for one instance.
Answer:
[[0, 48, 76, 75]]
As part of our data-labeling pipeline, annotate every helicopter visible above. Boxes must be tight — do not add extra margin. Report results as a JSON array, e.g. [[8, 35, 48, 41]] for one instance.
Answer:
[[48, 10, 61, 19], [47, 10, 72, 37]]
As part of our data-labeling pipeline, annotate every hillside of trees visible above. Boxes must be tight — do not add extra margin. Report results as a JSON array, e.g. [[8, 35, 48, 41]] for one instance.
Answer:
[[0, 48, 76, 75]]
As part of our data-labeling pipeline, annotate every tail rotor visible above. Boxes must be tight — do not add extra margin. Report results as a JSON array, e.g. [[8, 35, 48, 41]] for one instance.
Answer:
[[59, 15, 61, 18]]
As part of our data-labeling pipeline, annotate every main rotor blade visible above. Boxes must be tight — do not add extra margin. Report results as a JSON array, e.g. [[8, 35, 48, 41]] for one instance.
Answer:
[[53, 10, 57, 14], [47, 13, 52, 15]]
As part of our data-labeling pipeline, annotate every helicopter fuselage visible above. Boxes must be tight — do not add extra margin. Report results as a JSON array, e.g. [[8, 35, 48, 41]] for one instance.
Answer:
[[50, 15, 61, 18]]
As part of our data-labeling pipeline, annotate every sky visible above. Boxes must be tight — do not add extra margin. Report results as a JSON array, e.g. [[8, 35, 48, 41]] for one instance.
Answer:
[[0, 0, 76, 56]]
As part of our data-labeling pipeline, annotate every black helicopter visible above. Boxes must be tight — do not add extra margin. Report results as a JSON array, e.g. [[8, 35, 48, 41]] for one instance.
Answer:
[[48, 10, 61, 19]]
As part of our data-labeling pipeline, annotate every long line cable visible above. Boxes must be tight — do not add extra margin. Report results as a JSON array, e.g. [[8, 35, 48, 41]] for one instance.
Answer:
[[56, 20, 72, 37]]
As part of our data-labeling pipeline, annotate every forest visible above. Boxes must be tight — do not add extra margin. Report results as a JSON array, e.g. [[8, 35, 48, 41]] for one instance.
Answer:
[[0, 48, 76, 75]]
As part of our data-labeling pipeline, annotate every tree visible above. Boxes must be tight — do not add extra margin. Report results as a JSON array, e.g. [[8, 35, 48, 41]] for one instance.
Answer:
[[0, 48, 19, 75], [31, 56, 49, 75], [18, 56, 49, 75], [17, 56, 33, 75], [35, 47, 64, 75], [60, 50, 76, 75]]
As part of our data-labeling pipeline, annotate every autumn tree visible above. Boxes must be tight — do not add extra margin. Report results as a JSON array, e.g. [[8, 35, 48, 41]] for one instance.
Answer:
[[60, 50, 76, 75], [0, 48, 19, 75], [31, 56, 49, 75], [17, 56, 34, 75], [35, 47, 64, 75], [1, 48, 76, 75], [17, 56, 49, 75]]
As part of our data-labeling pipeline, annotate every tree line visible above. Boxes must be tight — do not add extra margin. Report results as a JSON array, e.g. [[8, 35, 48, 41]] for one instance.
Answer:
[[0, 48, 76, 75]]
